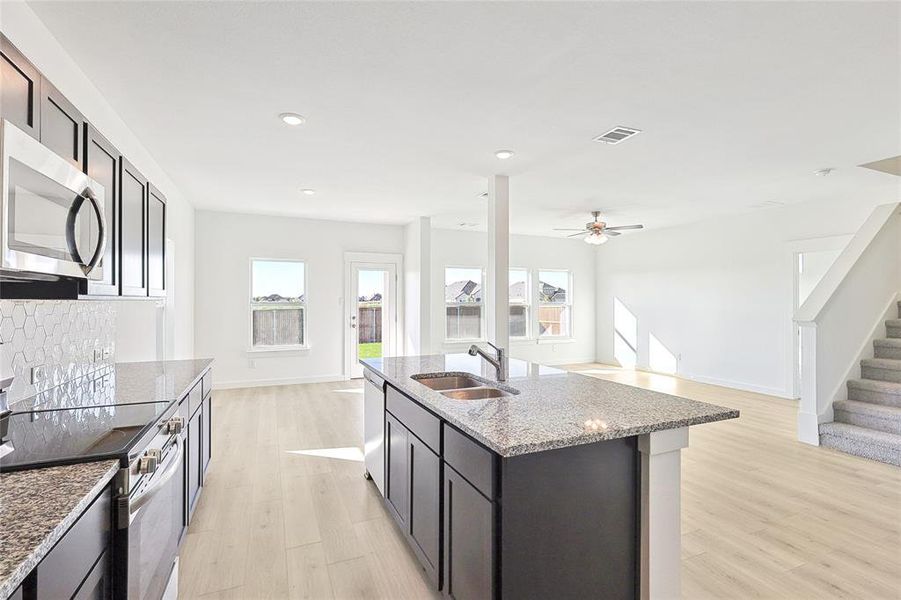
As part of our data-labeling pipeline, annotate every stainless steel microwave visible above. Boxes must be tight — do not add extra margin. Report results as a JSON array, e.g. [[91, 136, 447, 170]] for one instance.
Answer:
[[1, 119, 106, 281]]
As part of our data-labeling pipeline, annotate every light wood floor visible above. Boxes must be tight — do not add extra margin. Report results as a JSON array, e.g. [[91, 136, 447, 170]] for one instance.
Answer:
[[179, 366, 901, 600]]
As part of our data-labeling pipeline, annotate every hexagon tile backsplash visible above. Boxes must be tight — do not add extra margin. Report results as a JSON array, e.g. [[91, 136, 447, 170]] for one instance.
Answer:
[[0, 300, 115, 406]]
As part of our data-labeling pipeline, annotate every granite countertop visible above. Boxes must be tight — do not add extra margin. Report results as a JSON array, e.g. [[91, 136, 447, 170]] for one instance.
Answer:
[[13, 358, 214, 412], [363, 354, 739, 457], [0, 460, 119, 598]]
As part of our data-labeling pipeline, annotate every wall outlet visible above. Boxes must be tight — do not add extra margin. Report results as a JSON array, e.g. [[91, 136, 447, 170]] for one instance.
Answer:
[[31, 365, 46, 385], [102, 347, 111, 359], [93, 348, 103, 362]]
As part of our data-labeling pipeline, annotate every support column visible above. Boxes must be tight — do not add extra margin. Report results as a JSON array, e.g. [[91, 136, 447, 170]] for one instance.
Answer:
[[638, 427, 688, 600], [487, 175, 510, 350]]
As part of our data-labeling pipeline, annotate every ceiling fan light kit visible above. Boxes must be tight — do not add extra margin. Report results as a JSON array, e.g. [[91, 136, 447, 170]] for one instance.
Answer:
[[553, 210, 644, 244]]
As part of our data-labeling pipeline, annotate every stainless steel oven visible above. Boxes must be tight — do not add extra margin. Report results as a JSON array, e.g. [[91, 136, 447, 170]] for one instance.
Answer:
[[115, 400, 187, 600], [1, 119, 106, 280]]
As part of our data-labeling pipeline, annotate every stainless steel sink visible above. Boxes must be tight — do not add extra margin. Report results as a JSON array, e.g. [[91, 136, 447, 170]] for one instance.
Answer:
[[441, 388, 513, 400], [412, 374, 485, 391]]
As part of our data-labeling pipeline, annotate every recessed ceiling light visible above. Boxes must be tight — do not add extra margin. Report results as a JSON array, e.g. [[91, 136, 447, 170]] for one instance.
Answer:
[[494, 150, 515, 160], [280, 112, 306, 126], [301, 189, 315, 196], [814, 168, 834, 176]]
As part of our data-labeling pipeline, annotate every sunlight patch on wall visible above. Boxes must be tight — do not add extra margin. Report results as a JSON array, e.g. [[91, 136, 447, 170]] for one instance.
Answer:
[[614, 298, 637, 368], [649, 333, 677, 375]]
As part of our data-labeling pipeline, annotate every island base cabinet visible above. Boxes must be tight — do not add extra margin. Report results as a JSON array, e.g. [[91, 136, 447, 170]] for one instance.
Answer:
[[385, 412, 441, 588], [385, 413, 409, 525], [409, 435, 440, 586], [443, 466, 495, 600]]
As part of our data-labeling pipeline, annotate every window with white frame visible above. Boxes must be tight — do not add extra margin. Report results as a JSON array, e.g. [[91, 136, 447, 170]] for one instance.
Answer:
[[538, 270, 572, 338], [509, 268, 530, 338], [250, 259, 307, 349], [445, 266, 483, 340]]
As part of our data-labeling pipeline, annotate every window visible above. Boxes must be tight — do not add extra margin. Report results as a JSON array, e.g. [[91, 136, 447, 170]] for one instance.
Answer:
[[250, 259, 306, 349], [509, 268, 530, 338], [445, 267, 483, 340], [538, 270, 571, 338]]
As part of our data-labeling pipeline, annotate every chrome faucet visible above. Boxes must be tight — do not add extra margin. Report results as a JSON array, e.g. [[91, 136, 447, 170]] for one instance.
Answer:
[[468, 342, 507, 382]]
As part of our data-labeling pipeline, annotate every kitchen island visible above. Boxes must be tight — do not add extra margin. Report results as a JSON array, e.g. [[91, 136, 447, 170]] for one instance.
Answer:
[[362, 354, 738, 600]]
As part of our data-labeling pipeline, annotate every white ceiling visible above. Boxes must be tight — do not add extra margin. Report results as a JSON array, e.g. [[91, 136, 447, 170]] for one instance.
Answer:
[[28, 1, 901, 235]]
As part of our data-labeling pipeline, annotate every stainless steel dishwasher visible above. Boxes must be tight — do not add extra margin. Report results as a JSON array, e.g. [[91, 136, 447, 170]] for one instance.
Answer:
[[363, 369, 385, 496]]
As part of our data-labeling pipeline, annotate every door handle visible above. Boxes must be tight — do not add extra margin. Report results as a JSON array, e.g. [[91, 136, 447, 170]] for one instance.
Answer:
[[65, 187, 106, 276]]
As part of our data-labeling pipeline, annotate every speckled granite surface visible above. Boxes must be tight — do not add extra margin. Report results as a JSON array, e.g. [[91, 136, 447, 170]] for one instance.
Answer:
[[13, 358, 214, 411], [363, 354, 739, 457], [0, 460, 119, 598]]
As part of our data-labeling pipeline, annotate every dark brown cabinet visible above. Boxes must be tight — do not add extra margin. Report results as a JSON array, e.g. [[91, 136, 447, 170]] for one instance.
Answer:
[[72, 550, 109, 600], [443, 466, 494, 600], [36, 488, 110, 600], [202, 394, 212, 476], [0, 34, 41, 139], [188, 407, 202, 514], [119, 158, 148, 297], [83, 124, 120, 296], [147, 184, 166, 297], [385, 409, 441, 587], [409, 434, 441, 584], [40, 79, 84, 167], [385, 413, 409, 526]]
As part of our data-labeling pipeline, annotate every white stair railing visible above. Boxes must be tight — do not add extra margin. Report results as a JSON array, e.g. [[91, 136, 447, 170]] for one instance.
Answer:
[[795, 202, 901, 445]]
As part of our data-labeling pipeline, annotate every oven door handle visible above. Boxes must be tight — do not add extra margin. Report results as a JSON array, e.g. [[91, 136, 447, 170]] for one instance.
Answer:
[[130, 436, 183, 516], [64, 187, 106, 276]]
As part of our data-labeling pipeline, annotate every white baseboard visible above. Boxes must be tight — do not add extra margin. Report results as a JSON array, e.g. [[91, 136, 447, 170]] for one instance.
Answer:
[[214, 373, 346, 390], [682, 372, 794, 399]]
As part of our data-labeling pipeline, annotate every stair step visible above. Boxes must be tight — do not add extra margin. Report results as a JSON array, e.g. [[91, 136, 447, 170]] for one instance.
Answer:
[[886, 319, 901, 338], [860, 358, 901, 383], [833, 400, 901, 435], [847, 379, 901, 407], [873, 338, 901, 360], [819, 422, 901, 466]]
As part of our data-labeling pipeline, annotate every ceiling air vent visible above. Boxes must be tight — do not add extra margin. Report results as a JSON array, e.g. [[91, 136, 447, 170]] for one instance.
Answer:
[[593, 126, 642, 145]]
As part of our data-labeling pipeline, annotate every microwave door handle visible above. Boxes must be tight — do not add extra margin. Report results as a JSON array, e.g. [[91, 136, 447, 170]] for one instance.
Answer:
[[64, 194, 86, 268], [81, 188, 106, 274]]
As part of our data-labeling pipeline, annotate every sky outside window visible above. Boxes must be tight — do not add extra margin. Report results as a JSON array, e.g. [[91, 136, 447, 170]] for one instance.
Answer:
[[252, 260, 304, 299]]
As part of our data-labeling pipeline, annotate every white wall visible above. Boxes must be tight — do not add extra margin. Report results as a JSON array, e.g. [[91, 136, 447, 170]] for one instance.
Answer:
[[1, 3, 195, 361], [194, 211, 404, 388], [595, 196, 887, 397], [430, 229, 597, 365]]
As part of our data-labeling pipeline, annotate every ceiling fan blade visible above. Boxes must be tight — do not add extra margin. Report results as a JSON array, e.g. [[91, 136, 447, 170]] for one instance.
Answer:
[[604, 224, 644, 231], [605, 230, 621, 236], [566, 232, 587, 238], [553, 228, 586, 231]]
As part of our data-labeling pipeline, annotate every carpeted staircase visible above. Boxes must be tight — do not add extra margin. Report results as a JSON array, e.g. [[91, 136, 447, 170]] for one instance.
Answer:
[[819, 303, 901, 466]]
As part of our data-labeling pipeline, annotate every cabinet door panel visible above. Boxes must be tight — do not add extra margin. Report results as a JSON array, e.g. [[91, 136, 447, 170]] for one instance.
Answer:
[[409, 435, 440, 582], [188, 409, 202, 516], [202, 394, 212, 476], [147, 184, 166, 296], [72, 550, 109, 600], [0, 34, 41, 139], [444, 466, 494, 600], [84, 124, 119, 296], [119, 158, 147, 296], [40, 79, 84, 167], [385, 413, 409, 526]]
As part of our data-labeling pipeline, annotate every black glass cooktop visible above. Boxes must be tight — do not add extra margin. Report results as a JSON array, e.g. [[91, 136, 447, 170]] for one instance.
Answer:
[[0, 401, 172, 472]]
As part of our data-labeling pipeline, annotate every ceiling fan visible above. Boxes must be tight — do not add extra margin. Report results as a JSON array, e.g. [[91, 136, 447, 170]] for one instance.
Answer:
[[554, 211, 644, 245]]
